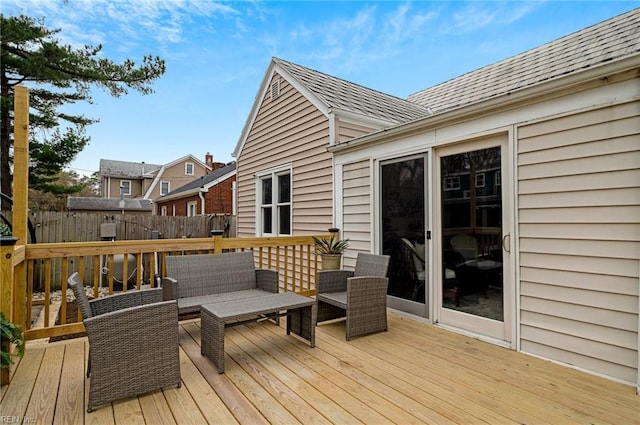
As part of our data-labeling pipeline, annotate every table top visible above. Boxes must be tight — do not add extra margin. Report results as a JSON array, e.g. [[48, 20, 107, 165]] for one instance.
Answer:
[[201, 292, 315, 320]]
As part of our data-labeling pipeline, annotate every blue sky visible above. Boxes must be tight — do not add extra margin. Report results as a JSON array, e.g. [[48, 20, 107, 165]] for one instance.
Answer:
[[2, 1, 638, 176]]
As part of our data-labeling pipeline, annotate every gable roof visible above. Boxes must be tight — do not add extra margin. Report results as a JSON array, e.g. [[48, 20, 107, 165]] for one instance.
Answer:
[[274, 58, 431, 124], [407, 8, 640, 113], [232, 57, 431, 158], [156, 162, 237, 202], [99, 159, 161, 178], [67, 197, 153, 212]]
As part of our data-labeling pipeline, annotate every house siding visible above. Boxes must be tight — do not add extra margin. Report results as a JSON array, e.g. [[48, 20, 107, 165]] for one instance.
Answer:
[[237, 74, 334, 237], [147, 161, 208, 200], [517, 100, 640, 384], [341, 160, 373, 268], [337, 119, 377, 143]]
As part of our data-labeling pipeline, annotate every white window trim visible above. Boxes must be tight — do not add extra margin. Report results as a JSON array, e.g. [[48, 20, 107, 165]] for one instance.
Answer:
[[443, 176, 460, 191], [160, 181, 170, 196], [120, 180, 131, 196], [255, 164, 292, 236], [185, 162, 195, 176], [187, 201, 198, 217], [160, 206, 167, 216], [475, 172, 486, 188]]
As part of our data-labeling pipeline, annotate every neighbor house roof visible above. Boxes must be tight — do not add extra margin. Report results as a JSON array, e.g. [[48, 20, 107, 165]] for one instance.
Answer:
[[407, 8, 640, 113], [156, 162, 237, 202], [67, 197, 153, 212], [274, 57, 431, 124], [99, 159, 162, 178]]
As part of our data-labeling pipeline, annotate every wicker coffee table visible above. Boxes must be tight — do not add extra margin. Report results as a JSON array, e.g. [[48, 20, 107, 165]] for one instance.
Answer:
[[201, 292, 317, 373]]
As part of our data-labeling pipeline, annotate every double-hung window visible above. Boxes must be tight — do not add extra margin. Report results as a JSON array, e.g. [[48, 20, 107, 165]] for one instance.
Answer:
[[257, 166, 291, 235], [160, 181, 170, 196]]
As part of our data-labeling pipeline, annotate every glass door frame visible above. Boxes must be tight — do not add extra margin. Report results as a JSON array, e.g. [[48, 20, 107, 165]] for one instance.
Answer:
[[377, 152, 430, 318], [433, 134, 514, 344]]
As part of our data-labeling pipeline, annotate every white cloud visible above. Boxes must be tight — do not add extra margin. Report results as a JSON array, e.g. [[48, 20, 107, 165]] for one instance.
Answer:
[[446, 1, 540, 34]]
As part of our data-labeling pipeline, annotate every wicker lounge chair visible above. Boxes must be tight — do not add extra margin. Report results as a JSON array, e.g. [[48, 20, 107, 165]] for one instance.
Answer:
[[68, 272, 181, 413], [316, 253, 390, 340]]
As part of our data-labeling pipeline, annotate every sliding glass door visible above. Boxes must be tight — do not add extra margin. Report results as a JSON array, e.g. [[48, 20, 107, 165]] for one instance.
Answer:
[[380, 155, 428, 317], [436, 136, 511, 341]]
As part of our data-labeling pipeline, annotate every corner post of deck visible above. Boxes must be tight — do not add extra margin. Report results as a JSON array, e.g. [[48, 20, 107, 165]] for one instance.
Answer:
[[12, 86, 29, 336], [0, 237, 18, 385]]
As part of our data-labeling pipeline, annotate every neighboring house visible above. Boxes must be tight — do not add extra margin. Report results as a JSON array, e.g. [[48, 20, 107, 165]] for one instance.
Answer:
[[99, 154, 211, 204], [233, 9, 640, 389], [155, 161, 236, 217], [67, 197, 153, 215]]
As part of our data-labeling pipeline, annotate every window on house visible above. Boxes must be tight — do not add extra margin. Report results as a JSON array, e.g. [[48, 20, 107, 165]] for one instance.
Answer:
[[160, 181, 170, 195], [495, 170, 502, 186], [257, 166, 291, 235], [187, 201, 197, 217], [443, 176, 460, 191], [120, 180, 131, 196], [161, 206, 167, 216], [475, 173, 485, 188], [185, 162, 194, 176]]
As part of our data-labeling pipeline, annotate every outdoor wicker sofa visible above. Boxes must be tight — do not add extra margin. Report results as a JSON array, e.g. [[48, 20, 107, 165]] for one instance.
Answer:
[[316, 252, 391, 340], [68, 272, 181, 413], [162, 251, 279, 315]]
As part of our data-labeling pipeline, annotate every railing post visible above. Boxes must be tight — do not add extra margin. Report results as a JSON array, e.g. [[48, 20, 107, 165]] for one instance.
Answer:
[[1, 237, 18, 385], [12, 86, 29, 338], [211, 230, 224, 253]]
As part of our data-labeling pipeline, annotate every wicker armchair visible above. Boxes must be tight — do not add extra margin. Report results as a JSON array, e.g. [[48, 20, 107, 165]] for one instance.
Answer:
[[316, 253, 390, 340], [68, 272, 181, 413]]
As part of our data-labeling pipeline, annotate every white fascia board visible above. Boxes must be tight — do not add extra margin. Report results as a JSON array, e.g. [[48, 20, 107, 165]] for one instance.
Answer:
[[143, 165, 166, 199], [163, 154, 210, 171], [201, 170, 236, 191], [232, 59, 331, 159], [329, 55, 640, 154]]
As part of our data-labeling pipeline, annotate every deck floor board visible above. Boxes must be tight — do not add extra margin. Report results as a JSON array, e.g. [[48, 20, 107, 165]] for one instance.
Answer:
[[1, 312, 638, 424]]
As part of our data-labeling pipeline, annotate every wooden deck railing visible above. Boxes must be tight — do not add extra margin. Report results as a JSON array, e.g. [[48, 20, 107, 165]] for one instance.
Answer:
[[2, 232, 336, 342]]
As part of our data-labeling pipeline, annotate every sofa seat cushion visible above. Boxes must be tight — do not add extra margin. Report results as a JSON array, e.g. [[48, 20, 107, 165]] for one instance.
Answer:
[[316, 291, 347, 310], [177, 289, 273, 315]]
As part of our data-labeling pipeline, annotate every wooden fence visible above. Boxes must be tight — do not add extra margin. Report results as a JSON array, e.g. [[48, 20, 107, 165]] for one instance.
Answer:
[[1, 211, 236, 243], [1, 211, 236, 290]]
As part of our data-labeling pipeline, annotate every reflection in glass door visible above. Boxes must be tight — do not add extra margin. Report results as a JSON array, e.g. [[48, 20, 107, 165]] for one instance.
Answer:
[[440, 146, 504, 321], [381, 156, 427, 315]]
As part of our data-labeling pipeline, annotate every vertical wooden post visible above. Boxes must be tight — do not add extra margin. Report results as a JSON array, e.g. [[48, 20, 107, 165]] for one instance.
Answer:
[[12, 86, 29, 333], [211, 230, 224, 253], [1, 239, 18, 385]]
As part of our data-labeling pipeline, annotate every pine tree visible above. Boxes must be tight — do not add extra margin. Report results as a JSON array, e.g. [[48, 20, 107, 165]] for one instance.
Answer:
[[0, 14, 166, 198]]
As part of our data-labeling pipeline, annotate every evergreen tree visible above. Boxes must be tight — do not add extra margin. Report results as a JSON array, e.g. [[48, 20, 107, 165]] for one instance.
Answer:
[[0, 14, 166, 198]]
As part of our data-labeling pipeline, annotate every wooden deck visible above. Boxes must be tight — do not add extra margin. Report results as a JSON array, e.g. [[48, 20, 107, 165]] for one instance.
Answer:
[[1, 312, 638, 425]]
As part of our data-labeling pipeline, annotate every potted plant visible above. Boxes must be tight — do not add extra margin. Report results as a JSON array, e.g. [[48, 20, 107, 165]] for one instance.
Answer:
[[313, 234, 349, 270], [0, 223, 17, 246], [1, 312, 25, 374]]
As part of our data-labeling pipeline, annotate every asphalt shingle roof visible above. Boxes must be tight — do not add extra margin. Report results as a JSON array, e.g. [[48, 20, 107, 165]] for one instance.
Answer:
[[67, 197, 152, 211], [274, 58, 431, 124], [99, 159, 162, 178], [407, 8, 640, 113]]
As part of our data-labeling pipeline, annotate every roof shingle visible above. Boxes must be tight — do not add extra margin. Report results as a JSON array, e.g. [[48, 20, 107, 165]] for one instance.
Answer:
[[407, 8, 640, 113]]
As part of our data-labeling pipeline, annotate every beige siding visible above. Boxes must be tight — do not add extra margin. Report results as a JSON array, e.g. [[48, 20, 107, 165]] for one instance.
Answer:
[[517, 101, 640, 384], [236, 75, 334, 237], [341, 160, 372, 268], [337, 119, 377, 143], [148, 161, 207, 200]]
